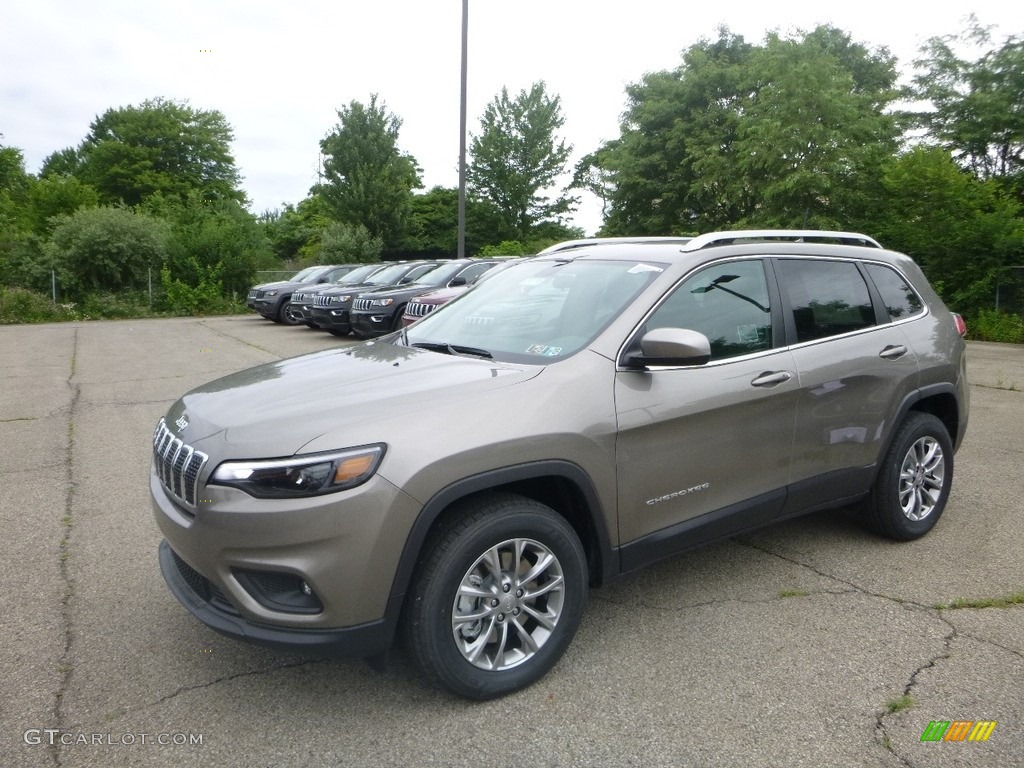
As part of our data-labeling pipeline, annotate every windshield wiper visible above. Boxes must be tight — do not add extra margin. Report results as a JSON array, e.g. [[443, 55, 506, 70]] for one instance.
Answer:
[[410, 341, 493, 359]]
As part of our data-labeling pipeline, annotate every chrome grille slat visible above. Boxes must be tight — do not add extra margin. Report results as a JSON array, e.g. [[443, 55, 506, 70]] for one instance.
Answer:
[[353, 299, 373, 311], [314, 295, 333, 307], [406, 302, 434, 318], [153, 419, 209, 509]]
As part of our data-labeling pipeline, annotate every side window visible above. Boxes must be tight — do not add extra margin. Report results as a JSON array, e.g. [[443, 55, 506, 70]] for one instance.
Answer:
[[776, 259, 875, 342], [865, 264, 924, 320], [646, 260, 772, 361], [457, 263, 493, 284]]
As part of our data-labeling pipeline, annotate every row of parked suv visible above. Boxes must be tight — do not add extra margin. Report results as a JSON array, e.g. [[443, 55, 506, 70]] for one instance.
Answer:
[[246, 258, 510, 338]]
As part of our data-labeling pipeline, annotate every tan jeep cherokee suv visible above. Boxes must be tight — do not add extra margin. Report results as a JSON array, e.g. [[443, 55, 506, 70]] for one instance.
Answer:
[[151, 230, 969, 699]]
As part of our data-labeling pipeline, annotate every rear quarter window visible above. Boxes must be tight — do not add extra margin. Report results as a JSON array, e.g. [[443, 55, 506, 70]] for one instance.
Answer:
[[865, 263, 924, 320], [776, 259, 875, 342]]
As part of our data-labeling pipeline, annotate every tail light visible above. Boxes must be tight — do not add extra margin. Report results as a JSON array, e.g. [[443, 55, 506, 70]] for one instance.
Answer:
[[952, 313, 967, 338]]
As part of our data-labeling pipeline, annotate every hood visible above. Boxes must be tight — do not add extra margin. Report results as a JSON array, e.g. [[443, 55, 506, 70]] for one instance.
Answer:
[[318, 280, 391, 297], [165, 341, 541, 459], [413, 286, 468, 305], [357, 284, 433, 300]]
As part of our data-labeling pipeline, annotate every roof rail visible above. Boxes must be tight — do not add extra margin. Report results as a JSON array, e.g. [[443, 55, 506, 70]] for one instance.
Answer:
[[539, 236, 693, 254], [680, 230, 882, 251]]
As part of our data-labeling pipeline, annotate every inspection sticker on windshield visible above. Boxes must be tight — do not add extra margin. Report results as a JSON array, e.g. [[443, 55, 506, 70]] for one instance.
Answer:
[[628, 263, 663, 274], [527, 344, 563, 356]]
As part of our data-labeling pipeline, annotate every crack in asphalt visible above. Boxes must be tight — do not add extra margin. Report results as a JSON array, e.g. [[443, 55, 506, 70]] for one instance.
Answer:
[[67, 658, 329, 733], [50, 327, 79, 768], [198, 319, 279, 357], [590, 587, 859, 613]]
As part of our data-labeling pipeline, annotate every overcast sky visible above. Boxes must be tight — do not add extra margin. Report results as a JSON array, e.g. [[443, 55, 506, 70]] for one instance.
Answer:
[[2, 1, 1021, 235]]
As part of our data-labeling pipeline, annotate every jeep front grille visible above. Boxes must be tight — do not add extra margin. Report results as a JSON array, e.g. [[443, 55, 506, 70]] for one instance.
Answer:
[[314, 295, 334, 307], [153, 418, 209, 507], [405, 302, 435, 318], [353, 298, 373, 311]]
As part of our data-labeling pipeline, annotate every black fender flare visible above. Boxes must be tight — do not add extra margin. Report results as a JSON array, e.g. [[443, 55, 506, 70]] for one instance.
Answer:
[[383, 460, 617, 628]]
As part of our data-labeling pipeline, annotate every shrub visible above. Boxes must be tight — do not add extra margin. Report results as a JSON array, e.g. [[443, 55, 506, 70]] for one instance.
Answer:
[[0, 287, 78, 323], [969, 309, 1024, 344]]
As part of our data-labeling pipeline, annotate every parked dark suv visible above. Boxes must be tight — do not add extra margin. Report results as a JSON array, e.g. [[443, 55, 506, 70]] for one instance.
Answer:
[[350, 259, 501, 337], [152, 230, 968, 700], [249, 265, 353, 325], [288, 264, 386, 328], [308, 261, 442, 336]]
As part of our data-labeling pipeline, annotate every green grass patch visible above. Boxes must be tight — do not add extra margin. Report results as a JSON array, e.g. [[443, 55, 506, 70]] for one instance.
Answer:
[[935, 590, 1024, 610], [886, 695, 914, 713], [778, 588, 810, 598]]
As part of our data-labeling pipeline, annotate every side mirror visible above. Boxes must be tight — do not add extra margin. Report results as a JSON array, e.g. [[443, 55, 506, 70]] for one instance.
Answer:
[[449, 276, 468, 287], [622, 328, 711, 368]]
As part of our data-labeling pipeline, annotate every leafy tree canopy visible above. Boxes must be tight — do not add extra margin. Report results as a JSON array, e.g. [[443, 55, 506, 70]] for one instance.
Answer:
[[912, 17, 1024, 195], [598, 26, 900, 234], [468, 81, 577, 240], [317, 95, 421, 251], [49, 97, 244, 208]]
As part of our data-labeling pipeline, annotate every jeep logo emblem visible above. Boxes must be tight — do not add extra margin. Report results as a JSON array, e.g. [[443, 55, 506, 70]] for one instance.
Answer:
[[175, 415, 189, 432]]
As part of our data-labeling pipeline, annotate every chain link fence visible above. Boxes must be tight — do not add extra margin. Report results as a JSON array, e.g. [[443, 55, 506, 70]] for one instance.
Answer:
[[995, 267, 1024, 316]]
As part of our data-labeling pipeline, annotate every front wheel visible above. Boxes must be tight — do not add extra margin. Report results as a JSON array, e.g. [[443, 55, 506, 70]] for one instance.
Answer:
[[863, 412, 954, 541], [403, 493, 587, 699]]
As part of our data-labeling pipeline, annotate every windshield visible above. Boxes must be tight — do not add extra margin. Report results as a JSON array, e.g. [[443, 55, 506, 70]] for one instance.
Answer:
[[337, 264, 382, 284], [365, 264, 414, 285], [290, 266, 320, 282], [412, 262, 464, 286], [404, 258, 665, 364]]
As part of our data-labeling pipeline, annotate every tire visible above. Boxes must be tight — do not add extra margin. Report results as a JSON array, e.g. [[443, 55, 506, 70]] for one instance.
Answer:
[[277, 298, 301, 325], [328, 328, 350, 337], [402, 492, 587, 699], [863, 412, 953, 541]]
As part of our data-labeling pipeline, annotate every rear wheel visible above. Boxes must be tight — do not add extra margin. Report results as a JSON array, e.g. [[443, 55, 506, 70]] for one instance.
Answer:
[[403, 493, 587, 699], [863, 412, 953, 540]]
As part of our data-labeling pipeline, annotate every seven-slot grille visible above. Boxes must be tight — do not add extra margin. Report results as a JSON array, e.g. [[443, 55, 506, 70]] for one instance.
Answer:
[[153, 418, 209, 506], [352, 298, 374, 311], [314, 294, 337, 307], [405, 302, 435, 318]]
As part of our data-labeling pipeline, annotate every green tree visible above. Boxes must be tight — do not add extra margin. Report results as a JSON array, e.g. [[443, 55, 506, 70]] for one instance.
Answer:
[[160, 192, 274, 297], [45, 206, 169, 299], [51, 97, 243, 207], [467, 82, 577, 239], [259, 194, 334, 261], [871, 146, 1022, 311], [600, 26, 900, 233], [315, 222, 382, 264], [317, 95, 421, 250], [912, 18, 1024, 196], [26, 175, 99, 235], [400, 186, 514, 257]]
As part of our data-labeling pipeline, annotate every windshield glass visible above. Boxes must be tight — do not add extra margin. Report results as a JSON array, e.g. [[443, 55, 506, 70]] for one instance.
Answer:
[[291, 266, 319, 282], [298, 266, 331, 283], [404, 258, 665, 363], [337, 264, 381, 284], [365, 264, 413, 285], [412, 262, 464, 286]]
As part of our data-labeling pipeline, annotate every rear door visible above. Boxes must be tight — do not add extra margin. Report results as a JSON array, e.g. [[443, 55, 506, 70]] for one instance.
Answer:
[[774, 257, 920, 512]]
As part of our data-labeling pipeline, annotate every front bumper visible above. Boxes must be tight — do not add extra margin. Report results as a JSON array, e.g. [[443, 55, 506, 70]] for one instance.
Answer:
[[151, 465, 419, 656], [158, 541, 398, 656], [309, 306, 352, 332], [350, 310, 395, 338]]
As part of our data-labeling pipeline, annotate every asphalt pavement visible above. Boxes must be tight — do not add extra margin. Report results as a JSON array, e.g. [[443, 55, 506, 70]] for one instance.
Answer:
[[1, 317, 1021, 768]]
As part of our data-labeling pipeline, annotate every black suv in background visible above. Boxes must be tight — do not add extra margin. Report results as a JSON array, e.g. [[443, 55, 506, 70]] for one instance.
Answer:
[[289, 264, 386, 328], [249, 265, 354, 325], [309, 261, 443, 336], [350, 259, 501, 337]]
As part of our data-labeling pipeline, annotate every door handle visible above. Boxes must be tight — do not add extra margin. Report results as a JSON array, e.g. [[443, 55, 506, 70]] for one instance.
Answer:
[[751, 371, 792, 387], [879, 345, 908, 360]]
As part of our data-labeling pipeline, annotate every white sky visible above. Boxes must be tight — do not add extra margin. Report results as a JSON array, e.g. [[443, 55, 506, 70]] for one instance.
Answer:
[[2, 1, 1021, 236]]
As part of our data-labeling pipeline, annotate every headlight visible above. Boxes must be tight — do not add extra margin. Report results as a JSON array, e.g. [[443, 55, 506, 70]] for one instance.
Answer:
[[209, 444, 385, 498], [265, 290, 279, 296], [333, 295, 351, 304], [371, 298, 395, 307]]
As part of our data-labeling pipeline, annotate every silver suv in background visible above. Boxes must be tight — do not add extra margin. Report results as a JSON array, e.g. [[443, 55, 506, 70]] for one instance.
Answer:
[[152, 230, 968, 699]]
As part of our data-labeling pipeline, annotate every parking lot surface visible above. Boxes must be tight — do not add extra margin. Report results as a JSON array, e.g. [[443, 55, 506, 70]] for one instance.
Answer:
[[1, 317, 1022, 768]]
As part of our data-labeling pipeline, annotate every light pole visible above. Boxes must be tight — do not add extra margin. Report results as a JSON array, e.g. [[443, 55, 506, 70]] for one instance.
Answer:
[[457, 0, 468, 259]]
